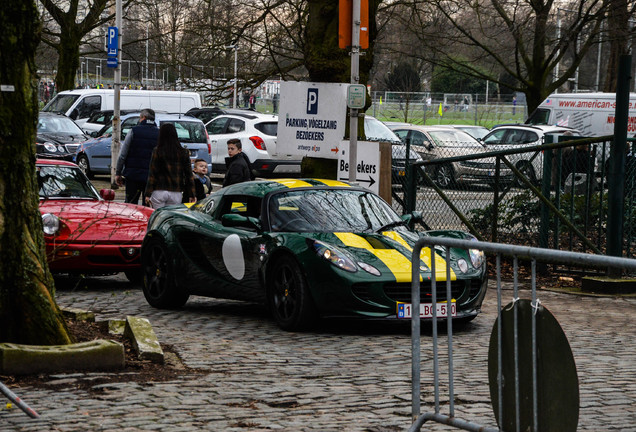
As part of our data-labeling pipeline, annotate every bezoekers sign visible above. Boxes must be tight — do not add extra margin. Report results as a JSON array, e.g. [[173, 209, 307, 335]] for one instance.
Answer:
[[277, 82, 348, 159]]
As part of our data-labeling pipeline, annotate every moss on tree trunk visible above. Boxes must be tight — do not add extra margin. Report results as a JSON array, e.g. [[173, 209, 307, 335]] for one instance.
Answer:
[[0, 0, 73, 344]]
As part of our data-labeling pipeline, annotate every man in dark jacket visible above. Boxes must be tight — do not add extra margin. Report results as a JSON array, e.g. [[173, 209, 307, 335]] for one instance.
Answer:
[[223, 138, 253, 187], [115, 109, 159, 205]]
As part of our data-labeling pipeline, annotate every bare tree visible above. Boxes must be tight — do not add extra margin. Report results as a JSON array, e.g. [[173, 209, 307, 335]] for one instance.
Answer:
[[39, 0, 135, 91], [391, 0, 607, 112], [0, 0, 72, 344], [603, 0, 635, 91]]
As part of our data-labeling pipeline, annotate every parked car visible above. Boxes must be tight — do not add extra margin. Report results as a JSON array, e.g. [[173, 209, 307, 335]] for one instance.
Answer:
[[140, 179, 488, 331], [205, 111, 301, 177], [388, 124, 509, 188], [443, 124, 490, 140], [184, 106, 228, 124], [37, 159, 153, 282], [481, 124, 581, 187], [36, 112, 88, 161], [75, 112, 210, 178], [82, 109, 138, 135]]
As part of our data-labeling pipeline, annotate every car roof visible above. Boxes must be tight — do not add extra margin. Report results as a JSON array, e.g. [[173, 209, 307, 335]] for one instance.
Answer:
[[214, 178, 353, 198], [490, 124, 579, 134], [122, 111, 204, 124], [38, 112, 68, 119], [209, 111, 277, 122]]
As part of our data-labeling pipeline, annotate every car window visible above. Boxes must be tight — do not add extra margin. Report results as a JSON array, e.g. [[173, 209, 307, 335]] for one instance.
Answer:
[[410, 131, 430, 147], [73, 95, 101, 120], [206, 117, 229, 135], [428, 130, 476, 147], [218, 195, 262, 221], [226, 118, 245, 133], [87, 111, 111, 124], [526, 108, 551, 125], [121, 116, 139, 138], [42, 94, 79, 114], [483, 129, 507, 145], [520, 130, 539, 144], [393, 130, 408, 143], [161, 120, 206, 143], [254, 121, 277, 136]]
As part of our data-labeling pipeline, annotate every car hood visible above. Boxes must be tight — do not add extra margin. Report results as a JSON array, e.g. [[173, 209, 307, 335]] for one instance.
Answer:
[[37, 132, 88, 144], [40, 199, 152, 243], [297, 229, 459, 281]]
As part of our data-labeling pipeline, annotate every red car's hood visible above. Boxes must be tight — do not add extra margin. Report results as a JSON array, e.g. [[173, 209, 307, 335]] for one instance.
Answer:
[[40, 199, 153, 243]]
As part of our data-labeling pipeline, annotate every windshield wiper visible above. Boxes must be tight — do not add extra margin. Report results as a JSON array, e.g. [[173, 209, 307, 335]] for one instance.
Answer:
[[375, 220, 405, 233]]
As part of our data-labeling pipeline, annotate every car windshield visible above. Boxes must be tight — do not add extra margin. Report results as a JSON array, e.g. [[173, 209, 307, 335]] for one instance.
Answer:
[[38, 115, 85, 135], [42, 94, 79, 114], [364, 117, 401, 143], [427, 129, 482, 147], [161, 120, 207, 143], [268, 189, 401, 233], [37, 165, 100, 199]]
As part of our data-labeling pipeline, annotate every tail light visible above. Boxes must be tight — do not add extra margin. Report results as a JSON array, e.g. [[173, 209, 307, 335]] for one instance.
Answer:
[[205, 129, 211, 154], [249, 136, 267, 151]]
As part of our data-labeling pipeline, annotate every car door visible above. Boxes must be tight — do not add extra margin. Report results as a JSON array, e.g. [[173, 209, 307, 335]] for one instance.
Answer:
[[191, 195, 265, 302], [206, 116, 230, 168]]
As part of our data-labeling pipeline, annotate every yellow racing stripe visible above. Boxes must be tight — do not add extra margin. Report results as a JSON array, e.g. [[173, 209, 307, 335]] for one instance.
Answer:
[[313, 179, 351, 187], [334, 232, 419, 283], [381, 231, 456, 281], [271, 179, 313, 188]]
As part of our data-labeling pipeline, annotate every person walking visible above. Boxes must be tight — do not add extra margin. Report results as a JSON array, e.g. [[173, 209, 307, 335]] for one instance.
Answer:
[[115, 109, 159, 205], [144, 123, 196, 209], [223, 138, 253, 187]]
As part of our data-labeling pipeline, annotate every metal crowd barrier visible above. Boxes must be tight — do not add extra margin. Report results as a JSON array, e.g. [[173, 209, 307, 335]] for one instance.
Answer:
[[408, 237, 636, 432]]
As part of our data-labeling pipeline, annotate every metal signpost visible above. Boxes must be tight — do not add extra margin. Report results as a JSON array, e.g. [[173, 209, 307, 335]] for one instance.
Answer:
[[109, 0, 122, 187]]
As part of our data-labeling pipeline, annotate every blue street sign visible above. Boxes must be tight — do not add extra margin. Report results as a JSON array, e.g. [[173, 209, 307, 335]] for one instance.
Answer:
[[107, 26, 118, 57], [107, 57, 118, 68]]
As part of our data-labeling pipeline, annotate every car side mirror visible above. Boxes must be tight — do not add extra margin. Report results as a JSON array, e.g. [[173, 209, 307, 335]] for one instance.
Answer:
[[90, 131, 99, 138], [100, 189, 115, 201], [221, 213, 261, 231], [70, 109, 79, 120]]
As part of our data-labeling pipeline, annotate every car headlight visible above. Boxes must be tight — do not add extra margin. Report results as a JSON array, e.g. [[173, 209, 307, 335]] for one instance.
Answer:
[[43, 142, 58, 152], [357, 261, 381, 276], [457, 258, 469, 273], [312, 240, 358, 273], [469, 249, 484, 268], [42, 213, 60, 235]]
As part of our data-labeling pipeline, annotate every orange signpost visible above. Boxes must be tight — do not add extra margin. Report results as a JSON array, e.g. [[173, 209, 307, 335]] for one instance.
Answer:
[[338, 0, 369, 49]]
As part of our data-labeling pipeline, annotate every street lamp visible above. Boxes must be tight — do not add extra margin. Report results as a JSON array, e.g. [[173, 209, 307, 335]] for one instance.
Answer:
[[225, 44, 238, 108]]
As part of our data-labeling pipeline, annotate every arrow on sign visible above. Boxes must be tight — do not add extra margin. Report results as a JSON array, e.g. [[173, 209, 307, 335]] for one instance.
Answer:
[[331, 146, 339, 154], [339, 176, 375, 187]]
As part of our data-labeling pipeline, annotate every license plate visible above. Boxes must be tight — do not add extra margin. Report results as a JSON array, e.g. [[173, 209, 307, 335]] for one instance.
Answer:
[[397, 300, 457, 319]]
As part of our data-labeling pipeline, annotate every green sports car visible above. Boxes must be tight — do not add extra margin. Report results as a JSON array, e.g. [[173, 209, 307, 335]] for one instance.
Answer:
[[141, 178, 488, 331]]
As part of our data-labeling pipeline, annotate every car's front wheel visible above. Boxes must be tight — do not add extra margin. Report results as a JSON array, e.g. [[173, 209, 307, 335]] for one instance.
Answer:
[[76, 154, 93, 179], [514, 161, 537, 188], [434, 164, 455, 188], [141, 235, 189, 309], [267, 255, 317, 331]]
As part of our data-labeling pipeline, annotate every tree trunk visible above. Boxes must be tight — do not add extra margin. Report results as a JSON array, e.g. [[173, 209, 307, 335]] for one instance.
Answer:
[[603, 0, 629, 92], [0, 1, 73, 344], [54, 29, 82, 91]]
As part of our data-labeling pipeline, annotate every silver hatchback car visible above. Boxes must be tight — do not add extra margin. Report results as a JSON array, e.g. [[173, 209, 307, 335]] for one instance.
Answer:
[[389, 125, 509, 188]]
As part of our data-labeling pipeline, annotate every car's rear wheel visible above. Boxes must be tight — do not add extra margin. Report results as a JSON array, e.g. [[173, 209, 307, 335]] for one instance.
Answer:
[[514, 161, 537, 188], [141, 235, 189, 308], [76, 154, 94, 179], [434, 164, 455, 188], [267, 255, 317, 331]]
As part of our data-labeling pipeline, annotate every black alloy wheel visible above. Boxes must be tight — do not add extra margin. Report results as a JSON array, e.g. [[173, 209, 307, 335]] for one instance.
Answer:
[[141, 236, 189, 308], [267, 255, 317, 331], [76, 154, 94, 179]]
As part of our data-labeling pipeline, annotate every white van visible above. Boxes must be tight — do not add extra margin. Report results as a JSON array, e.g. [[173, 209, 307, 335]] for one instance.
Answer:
[[42, 89, 202, 127], [526, 92, 636, 137]]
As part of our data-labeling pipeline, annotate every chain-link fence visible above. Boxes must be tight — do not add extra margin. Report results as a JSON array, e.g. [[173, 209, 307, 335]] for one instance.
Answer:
[[393, 134, 636, 261]]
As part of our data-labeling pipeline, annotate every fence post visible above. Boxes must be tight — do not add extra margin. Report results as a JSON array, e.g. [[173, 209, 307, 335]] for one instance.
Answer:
[[607, 54, 632, 272]]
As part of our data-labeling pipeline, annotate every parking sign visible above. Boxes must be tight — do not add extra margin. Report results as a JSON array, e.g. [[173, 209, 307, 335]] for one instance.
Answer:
[[107, 27, 118, 57]]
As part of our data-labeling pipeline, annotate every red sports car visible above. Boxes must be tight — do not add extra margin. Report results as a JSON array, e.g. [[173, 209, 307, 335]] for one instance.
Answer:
[[37, 159, 153, 281]]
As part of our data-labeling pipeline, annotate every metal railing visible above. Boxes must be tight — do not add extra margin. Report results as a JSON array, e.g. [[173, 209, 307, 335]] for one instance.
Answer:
[[408, 236, 636, 431]]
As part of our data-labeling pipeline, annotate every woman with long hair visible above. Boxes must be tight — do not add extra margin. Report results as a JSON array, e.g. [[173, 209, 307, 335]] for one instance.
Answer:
[[145, 123, 196, 209]]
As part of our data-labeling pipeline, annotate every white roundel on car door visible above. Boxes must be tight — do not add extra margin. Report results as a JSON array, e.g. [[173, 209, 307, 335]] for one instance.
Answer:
[[222, 234, 245, 280]]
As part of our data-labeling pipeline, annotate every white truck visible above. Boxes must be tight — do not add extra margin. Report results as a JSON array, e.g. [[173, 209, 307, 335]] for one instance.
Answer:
[[42, 89, 202, 127], [525, 92, 636, 137]]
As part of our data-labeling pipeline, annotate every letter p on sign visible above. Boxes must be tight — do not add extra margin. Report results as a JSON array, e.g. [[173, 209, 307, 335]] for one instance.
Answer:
[[307, 89, 319, 114]]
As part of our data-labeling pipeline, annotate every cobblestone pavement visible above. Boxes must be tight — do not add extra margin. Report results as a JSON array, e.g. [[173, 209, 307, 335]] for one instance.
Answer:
[[2, 275, 635, 431]]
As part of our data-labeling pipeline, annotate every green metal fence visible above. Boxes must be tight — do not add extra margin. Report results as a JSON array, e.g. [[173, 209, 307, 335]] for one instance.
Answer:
[[393, 136, 636, 261]]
